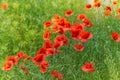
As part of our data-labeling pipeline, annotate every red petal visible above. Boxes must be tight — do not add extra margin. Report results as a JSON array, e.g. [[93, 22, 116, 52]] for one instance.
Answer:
[[81, 62, 95, 73], [40, 61, 49, 73], [43, 40, 53, 49], [44, 21, 52, 28], [65, 10, 73, 17], [77, 14, 87, 21], [43, 30, 50, 41], [32, 54, 46, 66], [46, 48, 54, 57], [2, 61, 13, 71], [79, 31, 93, 42], [74, 44, 84, 51]]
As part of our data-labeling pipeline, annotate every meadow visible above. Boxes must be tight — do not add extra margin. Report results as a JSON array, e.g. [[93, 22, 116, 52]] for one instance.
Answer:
[[0, 0, 120, 80]]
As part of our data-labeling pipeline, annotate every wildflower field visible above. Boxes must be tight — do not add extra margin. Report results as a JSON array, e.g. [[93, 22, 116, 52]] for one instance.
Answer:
[[0, 0, 120, 80]]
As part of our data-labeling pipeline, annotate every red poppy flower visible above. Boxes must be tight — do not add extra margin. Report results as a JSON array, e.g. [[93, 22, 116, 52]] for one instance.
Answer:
[[63, 36, 69, 46], [44, 21, 52, 28], [51, 70, 58, 78], [58, 17, 66, 26], [58, 27, 66, 34], [21, 66, 29, 75], [54, 35, 65, 44], [111, 32, 120, 42], [32, 54, 46, 66], [53, 42, 63, 49], [40, 61, 49, 73], [55, 35, 69, 45], [37, 47, 47, 55], [58, 73, 63, 80], [2, 3, 8, 10], [43, 40, 53, 49], [106, 6, 112, 11], [64, 21, 72, 30], [112, 1, 117, 6], [43, 30, 50, 41], [73, 23, 84, 31], [94, 0, 99, 3], [17, 51, 28, 59], [70, 28, 81, 40], [94, 2, 101, 8], [74, 44, 84, 51], [51, 70, 63, 80], [83, 18, 93, 28], [79, 31, 93, 42], [46, 48, 54, 57], [85, 4, 92, 10], [52, 14, 60, 25], [81, 62, 95, 73], [104, 10, 112, 16], [7, 56, 18, 65], [117, 8, 120, 14], [51, 25, 60, 33], [77, 14, 87, 21], [2, 61, 13, 71], [65, 10, 73, 16]]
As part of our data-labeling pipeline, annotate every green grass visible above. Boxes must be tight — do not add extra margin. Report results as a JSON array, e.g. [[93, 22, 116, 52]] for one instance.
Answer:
[[0, 0, 120, 80]]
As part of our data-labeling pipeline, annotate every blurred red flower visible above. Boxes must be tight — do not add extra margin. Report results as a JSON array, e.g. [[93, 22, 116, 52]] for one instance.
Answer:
[[79, 31, 93, 42], [43, 40, 53, 49], [106, 6, 112, 11], [74, 44, 84, 51], [77, 14, 87, 21], [104, 6, 112, 16], [2, 3, 8, 10], [43, 30, 50, 41], [40, 61, 49, 73], [2, 61, 13, 71], [51, 25, 60, 33], [52, 14, 60, 25], [112, 1, 117, 6], [58, 17, 66, 26], [44, 21, 52, 28], [85, 4, 92, 10], [62, 36, 69, 46], [65, 10, 73, 16], [58, 27, 66, 34], [54, 35, 64, 44], [37, 47, 47, 55], [117, 8, 120, 14], [70, 28, 81, 40], [64, 21, 72, 30], [53, 41, 63, 49], [111, 32, 120, 42], [7, 56, 18, 65], [32, 54, 46, 66], [81, 62, 95, 73], [17, 51, 28, 59], [46, 48, 54, 57], [104, 10, 112, 16], [55, 35, 69, 46], [51, 70, 63, 80], [73, 23, 84, 31], [94, 2, 101, 8], [84, 18, 93, 28], [94, 0, 99, 3]]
